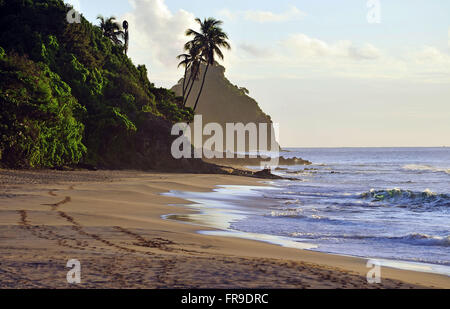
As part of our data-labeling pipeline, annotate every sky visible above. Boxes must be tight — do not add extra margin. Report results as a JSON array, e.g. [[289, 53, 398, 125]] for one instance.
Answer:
[[66, 0, 450, 147]]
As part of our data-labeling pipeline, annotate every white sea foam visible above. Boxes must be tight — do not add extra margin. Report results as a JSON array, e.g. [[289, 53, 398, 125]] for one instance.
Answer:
[[269, 209, 304, 218], [397, 233, 450, 247], [403, 164, 450, 174], [360, 188, 449, 208], [165, 148, 450, 274]]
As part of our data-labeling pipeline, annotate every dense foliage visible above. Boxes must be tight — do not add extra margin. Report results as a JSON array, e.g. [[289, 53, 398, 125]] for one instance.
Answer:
[[0, 52, 86, 167], [0, 0, 194, 169]]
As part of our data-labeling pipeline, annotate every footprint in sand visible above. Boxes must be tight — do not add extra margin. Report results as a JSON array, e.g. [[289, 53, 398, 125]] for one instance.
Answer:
[[17, 210, 87, 250]]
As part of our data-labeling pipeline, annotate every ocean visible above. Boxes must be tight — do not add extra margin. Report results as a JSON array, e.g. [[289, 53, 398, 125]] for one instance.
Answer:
[[164, 147, 450, 275]]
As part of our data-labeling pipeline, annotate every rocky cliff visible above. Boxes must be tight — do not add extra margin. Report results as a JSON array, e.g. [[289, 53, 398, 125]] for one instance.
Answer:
[[172, 64, 280, 153]]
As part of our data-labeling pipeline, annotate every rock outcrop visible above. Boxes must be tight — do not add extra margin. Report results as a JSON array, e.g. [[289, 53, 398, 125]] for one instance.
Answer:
[[172, 64, 280, 153]]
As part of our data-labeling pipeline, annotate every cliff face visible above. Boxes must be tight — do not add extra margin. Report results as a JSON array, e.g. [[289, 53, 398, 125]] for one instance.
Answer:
[[172, 64, 280, 152]]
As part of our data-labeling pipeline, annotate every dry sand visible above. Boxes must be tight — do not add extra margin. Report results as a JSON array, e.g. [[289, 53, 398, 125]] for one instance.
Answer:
[[0, 169, 448, 289]]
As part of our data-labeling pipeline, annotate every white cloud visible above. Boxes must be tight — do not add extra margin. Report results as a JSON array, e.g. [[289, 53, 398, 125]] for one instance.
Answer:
[[349, 44, 383, 60], [122, 0, 196, 84], [282, 34, 383, 60], [239, 43, 273, 58], [217, 9, 236, 21], [119, 1, 450, 86], [411, 46, 450, 63], [219, 6, 305, 23], [225, 33, 450, 83], [404, 47, 450, 81], [245, 6, 305, 23]]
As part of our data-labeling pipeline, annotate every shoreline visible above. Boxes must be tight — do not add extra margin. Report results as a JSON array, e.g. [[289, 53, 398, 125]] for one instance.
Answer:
[[0, 169, 448, 288], [162, 184, 450, 277]]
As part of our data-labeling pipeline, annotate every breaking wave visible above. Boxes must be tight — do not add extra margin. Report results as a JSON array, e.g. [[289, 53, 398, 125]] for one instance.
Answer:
[[360, 188, 450, 209], [403, 164, 450, 175], [289, 232, 450, 247], [393, 233, 450, 247]]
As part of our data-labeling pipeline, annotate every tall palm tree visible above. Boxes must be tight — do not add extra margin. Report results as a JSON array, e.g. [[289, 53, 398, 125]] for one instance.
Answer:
[[177, 53, 192, 101], [185, 18, 231, 112], [177, 42, 203, 106], [122, 20, 129, 55], [97, 15, 124, 46]]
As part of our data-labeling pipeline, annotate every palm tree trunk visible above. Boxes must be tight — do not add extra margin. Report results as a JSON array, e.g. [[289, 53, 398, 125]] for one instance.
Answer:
[[124, 31, 129, 55], [193, 62, 210, 112], [183, 65, 200, 106], [182, 64, 190, 100]]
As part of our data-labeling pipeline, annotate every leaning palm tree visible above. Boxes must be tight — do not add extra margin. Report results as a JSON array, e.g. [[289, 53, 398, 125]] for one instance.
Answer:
[[97, 15, 124, 46], [177, 53, 192, 100], [185, 18, 231, 111], [177, 42, 203, 106]]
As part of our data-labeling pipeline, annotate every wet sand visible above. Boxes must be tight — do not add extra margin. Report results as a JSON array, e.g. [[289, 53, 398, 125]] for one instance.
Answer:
[[0, 169, 448, 289]]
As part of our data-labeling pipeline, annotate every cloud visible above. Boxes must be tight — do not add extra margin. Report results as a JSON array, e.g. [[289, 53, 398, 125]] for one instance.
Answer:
[[217, 9, 237, 21], [406, 47, 450, 81], [219, 6, 305, 23], [412, 46, 450, 63], [225, 33, 450, 83], [122, 0, 196, 84], [119, 1, 449, 86], [239, 43, 273, 58], [349, 44, 383, 60], [282, 34, 383, 60], [245, 6, 305, 23]]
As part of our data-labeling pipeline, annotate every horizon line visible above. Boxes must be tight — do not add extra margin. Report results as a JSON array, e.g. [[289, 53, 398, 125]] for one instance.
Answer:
[[281, 146, 449, 149]]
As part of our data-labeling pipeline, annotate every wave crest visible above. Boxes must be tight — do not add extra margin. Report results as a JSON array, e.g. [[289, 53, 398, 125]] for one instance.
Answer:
[[289, 232, 450, 247], [360, 188, 450, 209], [393, 234, 450, 247], [403, 164, 450, 175]]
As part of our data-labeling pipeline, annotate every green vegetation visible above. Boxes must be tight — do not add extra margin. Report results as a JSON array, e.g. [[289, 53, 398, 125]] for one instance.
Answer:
[[0, 0, 194, 169], [0, 52, 86, 168], [97, 15, 126, 48]]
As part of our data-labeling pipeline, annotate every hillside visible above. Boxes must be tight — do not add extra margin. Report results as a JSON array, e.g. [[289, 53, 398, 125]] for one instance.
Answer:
[[0, 0, 199, 170], [172, 64, 280, 152]]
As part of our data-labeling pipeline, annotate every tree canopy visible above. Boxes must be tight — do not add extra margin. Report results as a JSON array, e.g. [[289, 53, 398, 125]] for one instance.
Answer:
[[0, 0, 194, 169], [179, 17, 231, 112]]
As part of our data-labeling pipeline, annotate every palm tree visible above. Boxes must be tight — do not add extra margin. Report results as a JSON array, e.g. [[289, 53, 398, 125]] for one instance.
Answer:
[[177, 42, 203, 106], [184, 18, 231, 111], [97, 15, 124, 46], [177, 53, 192, 100], [122, 20, 129, 55]]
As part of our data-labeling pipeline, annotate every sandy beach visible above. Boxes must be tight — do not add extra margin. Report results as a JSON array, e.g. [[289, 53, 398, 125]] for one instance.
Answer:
[[0, 169, 448, 289]]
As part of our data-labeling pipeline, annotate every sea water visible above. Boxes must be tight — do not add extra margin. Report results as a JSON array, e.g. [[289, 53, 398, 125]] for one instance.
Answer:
[[165, 148, 450, 274]]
